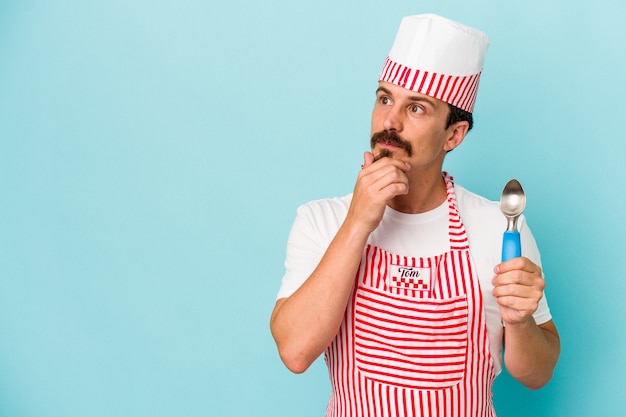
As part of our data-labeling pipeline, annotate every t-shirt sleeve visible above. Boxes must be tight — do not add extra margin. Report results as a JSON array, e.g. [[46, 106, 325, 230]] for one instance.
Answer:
[[519, 215, 553, 325], [275, 197, 349, 300], [276, 204, 327, 300]]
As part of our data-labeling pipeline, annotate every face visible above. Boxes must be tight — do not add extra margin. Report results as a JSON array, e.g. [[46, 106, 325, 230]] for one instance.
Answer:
[[370, 82, 468, 170]]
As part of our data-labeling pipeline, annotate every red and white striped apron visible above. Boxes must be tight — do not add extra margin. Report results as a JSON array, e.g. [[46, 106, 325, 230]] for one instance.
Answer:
[[325, 174, 496, 417]]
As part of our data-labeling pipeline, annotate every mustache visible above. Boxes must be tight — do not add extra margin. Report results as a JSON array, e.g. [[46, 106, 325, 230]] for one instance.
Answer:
[[370, 130, 413, 158]]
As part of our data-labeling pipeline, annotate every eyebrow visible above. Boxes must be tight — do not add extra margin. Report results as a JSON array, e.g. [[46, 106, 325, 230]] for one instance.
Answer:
[[376, 86, 393, 96], [376, 86, 437, 107]]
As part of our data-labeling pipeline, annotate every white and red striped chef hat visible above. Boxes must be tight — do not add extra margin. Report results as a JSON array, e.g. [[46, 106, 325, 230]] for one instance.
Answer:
[[379, 14, 489, 113]]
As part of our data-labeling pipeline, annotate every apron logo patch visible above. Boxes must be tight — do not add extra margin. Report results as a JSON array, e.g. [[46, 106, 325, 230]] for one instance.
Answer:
[[389, 265, 431, 291]]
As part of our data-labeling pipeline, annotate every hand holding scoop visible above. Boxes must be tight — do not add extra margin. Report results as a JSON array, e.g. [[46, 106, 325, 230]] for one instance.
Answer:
[[500, 179, 526, 261]]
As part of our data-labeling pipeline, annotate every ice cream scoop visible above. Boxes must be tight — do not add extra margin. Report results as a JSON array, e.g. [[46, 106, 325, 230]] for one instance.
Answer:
[[500, 179, 526, 261]]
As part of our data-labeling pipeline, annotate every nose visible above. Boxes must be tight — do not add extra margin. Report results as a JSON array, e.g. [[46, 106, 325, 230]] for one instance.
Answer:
[[382, 105, 403, 132]]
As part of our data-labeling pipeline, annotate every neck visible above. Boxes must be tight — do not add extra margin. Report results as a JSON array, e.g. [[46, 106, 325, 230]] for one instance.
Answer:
[[388, 171, 447, 214]]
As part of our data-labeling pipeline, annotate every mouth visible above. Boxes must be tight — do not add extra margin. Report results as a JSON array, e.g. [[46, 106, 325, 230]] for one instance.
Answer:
[[378, 141, 401, 150], [370, 130, 413, 157]]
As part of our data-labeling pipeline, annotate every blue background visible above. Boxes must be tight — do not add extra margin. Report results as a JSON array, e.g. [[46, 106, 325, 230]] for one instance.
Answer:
[[1, 0, 625, 416]]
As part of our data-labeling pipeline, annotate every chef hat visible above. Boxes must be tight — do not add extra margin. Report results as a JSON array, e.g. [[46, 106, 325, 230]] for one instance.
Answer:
[[379, 14, 489, 113]]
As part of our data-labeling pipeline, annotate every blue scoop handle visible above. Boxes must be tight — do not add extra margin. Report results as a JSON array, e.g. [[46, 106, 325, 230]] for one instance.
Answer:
[[502, 230, 521, 261]]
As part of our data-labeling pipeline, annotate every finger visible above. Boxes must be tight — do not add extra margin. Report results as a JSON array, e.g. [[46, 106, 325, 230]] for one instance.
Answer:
[[492, 271, 545, 292], [494, 257, 541, 275], [377, 174, 410, 198], [359, 159, 409, 189], [494, 294, 541, 315], [354, 168, 410, 208], [366, 157, 411, 176], [492, 281, 543, 298], [362, 152, 375, 169], [369, 165, 409, 192]]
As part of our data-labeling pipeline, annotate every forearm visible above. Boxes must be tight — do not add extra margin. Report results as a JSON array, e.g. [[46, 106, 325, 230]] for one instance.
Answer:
[[271, 154, 411, 373], [270, 218, 370, 373], [503, 319, 560, 390]]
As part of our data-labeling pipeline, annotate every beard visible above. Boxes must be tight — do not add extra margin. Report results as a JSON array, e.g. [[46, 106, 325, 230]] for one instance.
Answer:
[[370, 130, 413, 160]]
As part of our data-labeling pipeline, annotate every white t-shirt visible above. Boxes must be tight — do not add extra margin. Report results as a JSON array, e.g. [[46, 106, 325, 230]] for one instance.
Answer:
[[277, 183, 552, 375]]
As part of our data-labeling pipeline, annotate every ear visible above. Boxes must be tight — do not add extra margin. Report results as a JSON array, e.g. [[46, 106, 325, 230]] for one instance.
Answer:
[[443, 121, 469, 152]]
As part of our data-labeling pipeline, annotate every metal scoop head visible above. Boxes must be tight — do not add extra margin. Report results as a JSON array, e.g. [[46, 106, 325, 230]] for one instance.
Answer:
[[500, 179, 526, 232]]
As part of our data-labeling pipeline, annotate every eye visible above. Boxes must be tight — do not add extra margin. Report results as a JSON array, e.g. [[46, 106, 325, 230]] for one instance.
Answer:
[[379, 96, 392, 105], [409, 104, 424, 114]]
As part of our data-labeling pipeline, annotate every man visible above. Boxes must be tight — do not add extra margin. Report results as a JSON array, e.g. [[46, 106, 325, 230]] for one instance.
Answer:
[[270, 14, 560, 416]]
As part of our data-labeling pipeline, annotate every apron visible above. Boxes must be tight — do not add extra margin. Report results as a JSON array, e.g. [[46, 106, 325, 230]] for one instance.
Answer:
[[324, 174, 496, 417]]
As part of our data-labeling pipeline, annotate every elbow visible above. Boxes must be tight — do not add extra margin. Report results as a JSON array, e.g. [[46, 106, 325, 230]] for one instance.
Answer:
[[271, 325, 315, 373], [270, 300, 320, 374], [522, 378, 550, 391], [282, 358, 311, 374], [513, 368, 556, 391], [278, 346, 314, 374]]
